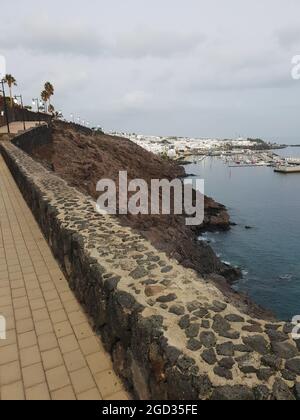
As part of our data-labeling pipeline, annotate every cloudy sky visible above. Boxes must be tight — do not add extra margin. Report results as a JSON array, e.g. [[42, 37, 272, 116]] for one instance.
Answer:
[[1, 0, 300, 141]]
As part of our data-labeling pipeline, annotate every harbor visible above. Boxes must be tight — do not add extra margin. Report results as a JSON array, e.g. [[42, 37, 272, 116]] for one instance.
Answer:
[[119, 131, 300, 174]]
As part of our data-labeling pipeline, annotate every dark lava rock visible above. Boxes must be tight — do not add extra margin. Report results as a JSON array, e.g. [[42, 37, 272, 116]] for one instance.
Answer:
[[261, 354, 282, 370], [185, 323, 200, 339], [212, 315, 231, 334], [156, 293, 177, 303], [178, 315, 190, 330], [295, 383, 300, 401], [187, 301, 202, 313], [177, 355, 196, 371], [234, 344, 252, 353], [161, 265, 173, 274], [236, 354, 257, 374], [129, 267, 148, 279], [256, 368, 275, 381], [282, 369, 296, 381], [169, 305, 185, 316], [194, 308, 209, 318], [273, 378, 295, 401], [192, 375, 212, 399], [267, 329, 289, 342], [271, 342, 298, 359], [199, 331, 217, 348], [242, 325, 263, 333], [201, 320, 210, 329], [209, 300, 227, 313], [187, 339, 202, 352], [201, 349, 217, 365], [242, 335, 269, 355], [211, 385, 255, 401], [216, 342, 234, 357], [239, 365, 258, 374], [225, 314, 245, 323], [282, 323, 294, 334], [219, 330, 240, 340], [214, 366, 233, 380], [285, 358, 300, 375], [218, 357, 235, 369], [165, 346, 181, 364], [254, 385, 271, 401], [265, 324, 280, 331]]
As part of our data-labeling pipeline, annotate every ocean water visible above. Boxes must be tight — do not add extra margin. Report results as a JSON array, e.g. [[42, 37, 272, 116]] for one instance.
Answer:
[[187, 147, 300, 321]]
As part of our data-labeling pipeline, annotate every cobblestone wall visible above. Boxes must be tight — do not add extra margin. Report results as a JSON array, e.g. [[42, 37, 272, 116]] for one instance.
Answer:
[[1, 138, 299, 400]]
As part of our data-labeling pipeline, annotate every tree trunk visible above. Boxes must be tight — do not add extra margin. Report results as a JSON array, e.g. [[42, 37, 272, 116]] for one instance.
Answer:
[[9, 86, 13, 108]]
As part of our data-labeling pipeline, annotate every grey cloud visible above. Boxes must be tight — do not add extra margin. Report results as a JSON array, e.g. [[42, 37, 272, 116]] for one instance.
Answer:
[[0, 18, 204, 59], [111, 28, 205, 58], [0, 17, 105, 56], [276, 26, 300, 49]]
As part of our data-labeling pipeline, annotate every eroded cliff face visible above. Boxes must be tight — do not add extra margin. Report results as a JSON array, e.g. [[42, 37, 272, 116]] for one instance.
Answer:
[[27, 121, 238, 284]]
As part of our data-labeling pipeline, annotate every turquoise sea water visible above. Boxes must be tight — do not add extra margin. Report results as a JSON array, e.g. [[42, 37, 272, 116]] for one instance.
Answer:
[[187, 147, 300, 321]]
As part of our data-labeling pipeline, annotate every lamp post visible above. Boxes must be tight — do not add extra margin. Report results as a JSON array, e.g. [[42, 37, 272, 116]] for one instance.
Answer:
[[32, 98, 41, 125], [14, 95, 26, 131], [0, 79, 10, 133]]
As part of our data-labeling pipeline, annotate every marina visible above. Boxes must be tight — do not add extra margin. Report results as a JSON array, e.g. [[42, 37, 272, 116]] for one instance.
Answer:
[[121, 132, 300, 173]]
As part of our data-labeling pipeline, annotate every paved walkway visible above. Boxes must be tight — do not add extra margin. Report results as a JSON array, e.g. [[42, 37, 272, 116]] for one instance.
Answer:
[[0, 154, 129, 400], [0, 122, 45, 135]]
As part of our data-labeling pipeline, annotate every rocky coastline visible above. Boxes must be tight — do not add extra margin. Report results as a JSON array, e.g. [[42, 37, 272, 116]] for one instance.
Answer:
[[27, 121, 270, 319]]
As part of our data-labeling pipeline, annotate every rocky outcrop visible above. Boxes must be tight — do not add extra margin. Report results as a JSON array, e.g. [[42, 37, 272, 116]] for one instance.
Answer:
[[26, 122, 236, 284], [1, 138, 299, 401]]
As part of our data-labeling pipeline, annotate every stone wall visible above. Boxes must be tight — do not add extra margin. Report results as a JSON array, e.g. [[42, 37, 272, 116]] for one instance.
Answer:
[[11, 125, 52, 154], [1, 135, 299, 400], [0, 97, 52, 128]]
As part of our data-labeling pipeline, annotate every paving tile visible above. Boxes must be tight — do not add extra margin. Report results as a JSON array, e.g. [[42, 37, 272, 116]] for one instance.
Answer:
[[46, 365, 71, 391], [34, 319, 53, 336], [58, 334, 79, 354], [79, 336, 104, 356], [0, 361, 22, 386], [14, 306, 31, 321], [95, 370, 123, 398], [47, 299, 64, 312], [64, 349, 86, 372], [20, 345, 41, 368], [18, 330, 37, 349], [0, 156, 127, 401], [50, 309, 67, 324], [73, 322, 94, 340], [78, 388, 102, 400], [86, 351, 112, 374], [41, 348, 64, 371], [70, 367, 95, 394], [54, 320, 73, 338], [32, 308, 49, 322], [38, 332, 58, 352], [22, 363, 45, 388], [25, 382, 50, 400], [68, 311, 86, 326], [0, 343, 18, 365], [1, 381, 25, 400], [105, 391, 130, 400], [15, 318, 34, 334], [51, 385, 76, 400]]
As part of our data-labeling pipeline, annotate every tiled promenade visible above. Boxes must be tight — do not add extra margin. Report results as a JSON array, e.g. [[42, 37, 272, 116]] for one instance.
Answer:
[[0, 154, 129, 400]]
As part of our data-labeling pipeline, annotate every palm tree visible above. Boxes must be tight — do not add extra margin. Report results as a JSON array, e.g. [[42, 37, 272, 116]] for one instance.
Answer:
[[4, 74, 17, 107], [44, 82, 54, 110], [41, 90, 49, 113]]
